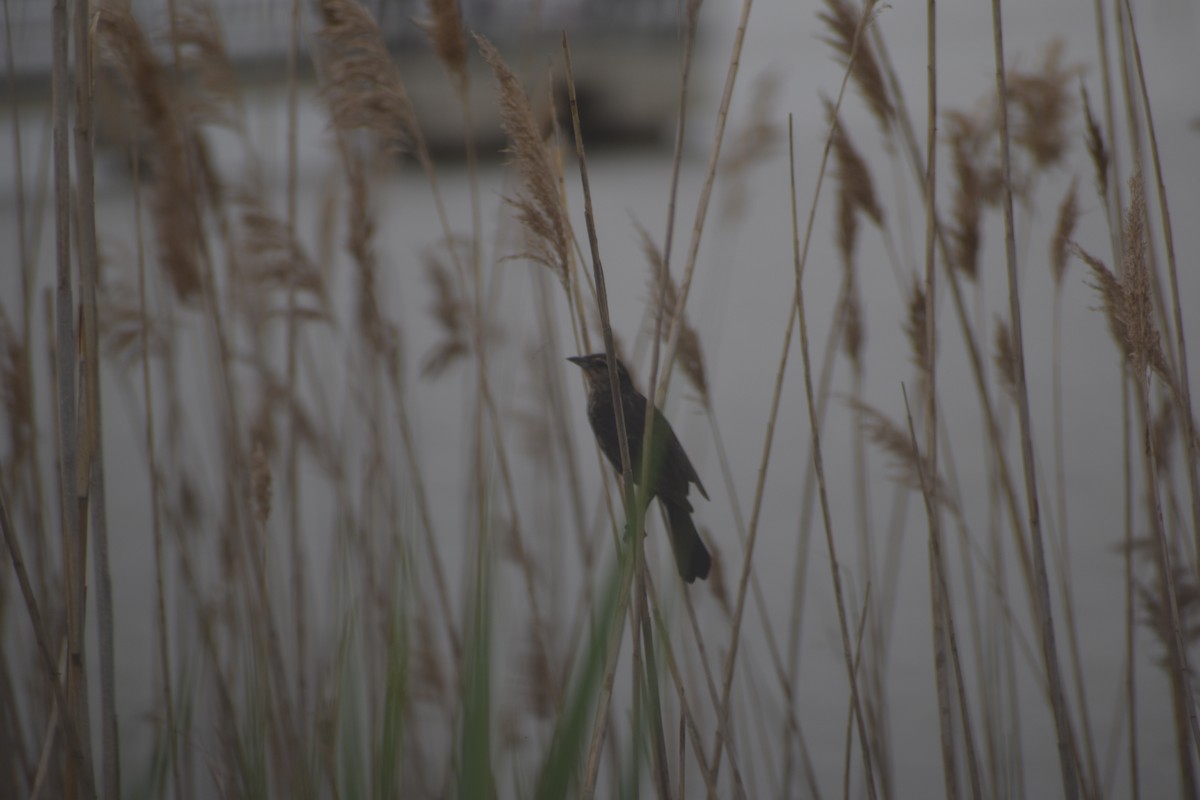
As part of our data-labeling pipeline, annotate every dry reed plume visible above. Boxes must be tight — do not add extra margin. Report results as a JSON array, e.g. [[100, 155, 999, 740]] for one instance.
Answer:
[[634, 221, 709, 407], [233, 188, 330, 327], [818, 0, 892, 132], [1080, 85, 1109, 200], [476, 35, 572, 293], [422, 248, 470, 376], [421, 0, 467, 92], [1050, 179, 1079, 286], [96, 2, 203, 302], [1005, 39, 1076, 170], [947, 112, 984, 279], [849, 400, 959, 516], [993, 318, 1018, 401], [317, 0, 422, 155], [1071, 176, 1171, 387], [720, 72, 782, 221]]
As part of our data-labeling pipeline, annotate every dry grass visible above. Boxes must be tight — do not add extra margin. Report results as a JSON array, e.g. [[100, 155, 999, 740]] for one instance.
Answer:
[[849, 400, 959, 517], [420, 0, 467, 93], [478, 35, 572, 294], [1080, 85, 1110, 200], [947, 112, 984, 279], [316, 0, 421, 156], [1005, 39, 1076, 170], [818, 0, 892, 133], [634, 221, 708, 408], [3, 0, 1197, 797], [720, 72, 782, 222], [903, 284, 930, 371], [96, 2, 203, 302], [1071, 179, 1171, 390], [1050, 178, 1079, 286], [993, 318, 1018, 401]]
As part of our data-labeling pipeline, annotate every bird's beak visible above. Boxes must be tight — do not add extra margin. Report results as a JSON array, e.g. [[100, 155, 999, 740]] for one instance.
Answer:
[[567, 356, 586, 367]]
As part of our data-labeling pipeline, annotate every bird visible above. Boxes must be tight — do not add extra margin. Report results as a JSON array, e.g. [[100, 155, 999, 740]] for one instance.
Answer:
[[568, 353, 711, 583]]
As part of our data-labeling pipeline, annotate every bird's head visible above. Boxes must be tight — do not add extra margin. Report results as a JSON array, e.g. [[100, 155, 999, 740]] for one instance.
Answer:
[[567, 353, 633, 390]]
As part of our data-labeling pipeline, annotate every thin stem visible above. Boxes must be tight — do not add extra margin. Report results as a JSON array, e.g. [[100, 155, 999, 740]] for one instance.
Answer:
[[51, 1, 94, 796], [656, 0, 754, 401], [1120, 0, 1200, 571], [644, 572, 719, 798], [564, 36, 642, 796], [988, 1, 1079, 795], [0, 478, 96, 800], [73, 0, 118, 794], [1131, 372, 1199, 791], [921, 1, 961, 795], [132, 146, 183, 800], [788, 115, 877, 799], [283, 0, 309, 723]]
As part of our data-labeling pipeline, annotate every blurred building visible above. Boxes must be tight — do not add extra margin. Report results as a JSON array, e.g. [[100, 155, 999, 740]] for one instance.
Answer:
[[4, 0, 688, 148]]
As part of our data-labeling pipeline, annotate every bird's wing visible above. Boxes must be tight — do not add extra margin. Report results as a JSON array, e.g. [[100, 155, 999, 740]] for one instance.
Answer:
[[668, 423, 708, 500], [651, 406, 708, 501], [619, 394, 649, 467]]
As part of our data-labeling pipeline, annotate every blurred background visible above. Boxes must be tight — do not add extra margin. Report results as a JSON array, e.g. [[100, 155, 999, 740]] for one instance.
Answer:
[[2, 0, 1199, 797]]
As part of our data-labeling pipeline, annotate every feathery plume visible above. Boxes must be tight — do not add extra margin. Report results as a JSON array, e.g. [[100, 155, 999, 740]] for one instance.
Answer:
[[1072, 243, 1128, 356], [98, 262, 172, 368], [316, 0, 421, 156], [634, 221, 709, 406], [1005, 39, 1077, 169], [849, 400, 958, 514], [993, 318, 1018, 401], [1119, 174, 1168, 383], [1080, 85, 1109, 200], [826, 98, 883, 227], [904, 285, 930, 371], [477, 35, 570, 291], [420, 0, 467, 93], [170, 3, 243, 131], [843, 282, 864, 368], [818, 0, 892, 133], [722, 72, 782, 220], [1050, 178, 1078, 286], [1072, 208, 1171, 387], [421, 249, 469, 377], [947, 111, 983, 279], [234, 188, 330, 327], [96, 2, 203, 301]]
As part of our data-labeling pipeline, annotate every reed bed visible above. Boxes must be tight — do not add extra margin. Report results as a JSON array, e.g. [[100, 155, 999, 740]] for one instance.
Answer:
[[1, 0, 1197, 797]]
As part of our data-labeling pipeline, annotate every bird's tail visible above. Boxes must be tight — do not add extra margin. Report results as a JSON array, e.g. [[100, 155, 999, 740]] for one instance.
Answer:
[[663, 499, 711, 584]]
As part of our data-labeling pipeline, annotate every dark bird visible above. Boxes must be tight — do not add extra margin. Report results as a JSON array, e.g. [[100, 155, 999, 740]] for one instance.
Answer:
[[568, 353, 711, 583]]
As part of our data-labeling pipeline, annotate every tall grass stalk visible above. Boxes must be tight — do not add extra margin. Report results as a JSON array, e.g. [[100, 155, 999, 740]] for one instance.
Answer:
[[72, 0, 120, 794], [841, 588, 871, 800], [560, 36, 662, 797], [786, 114, 877, 800], [1, 473, 95, 800], [765, 5, 887, 794], [51, 1, 96, 796], [656, 0, 752, 401], [918, 2, 964, 796], [643, 571, 718, 796], [131, 145, 183, 800], [988, 0, 1078, 795], [1118, 0, 1200, 564], [282, 0, 310, 725]]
